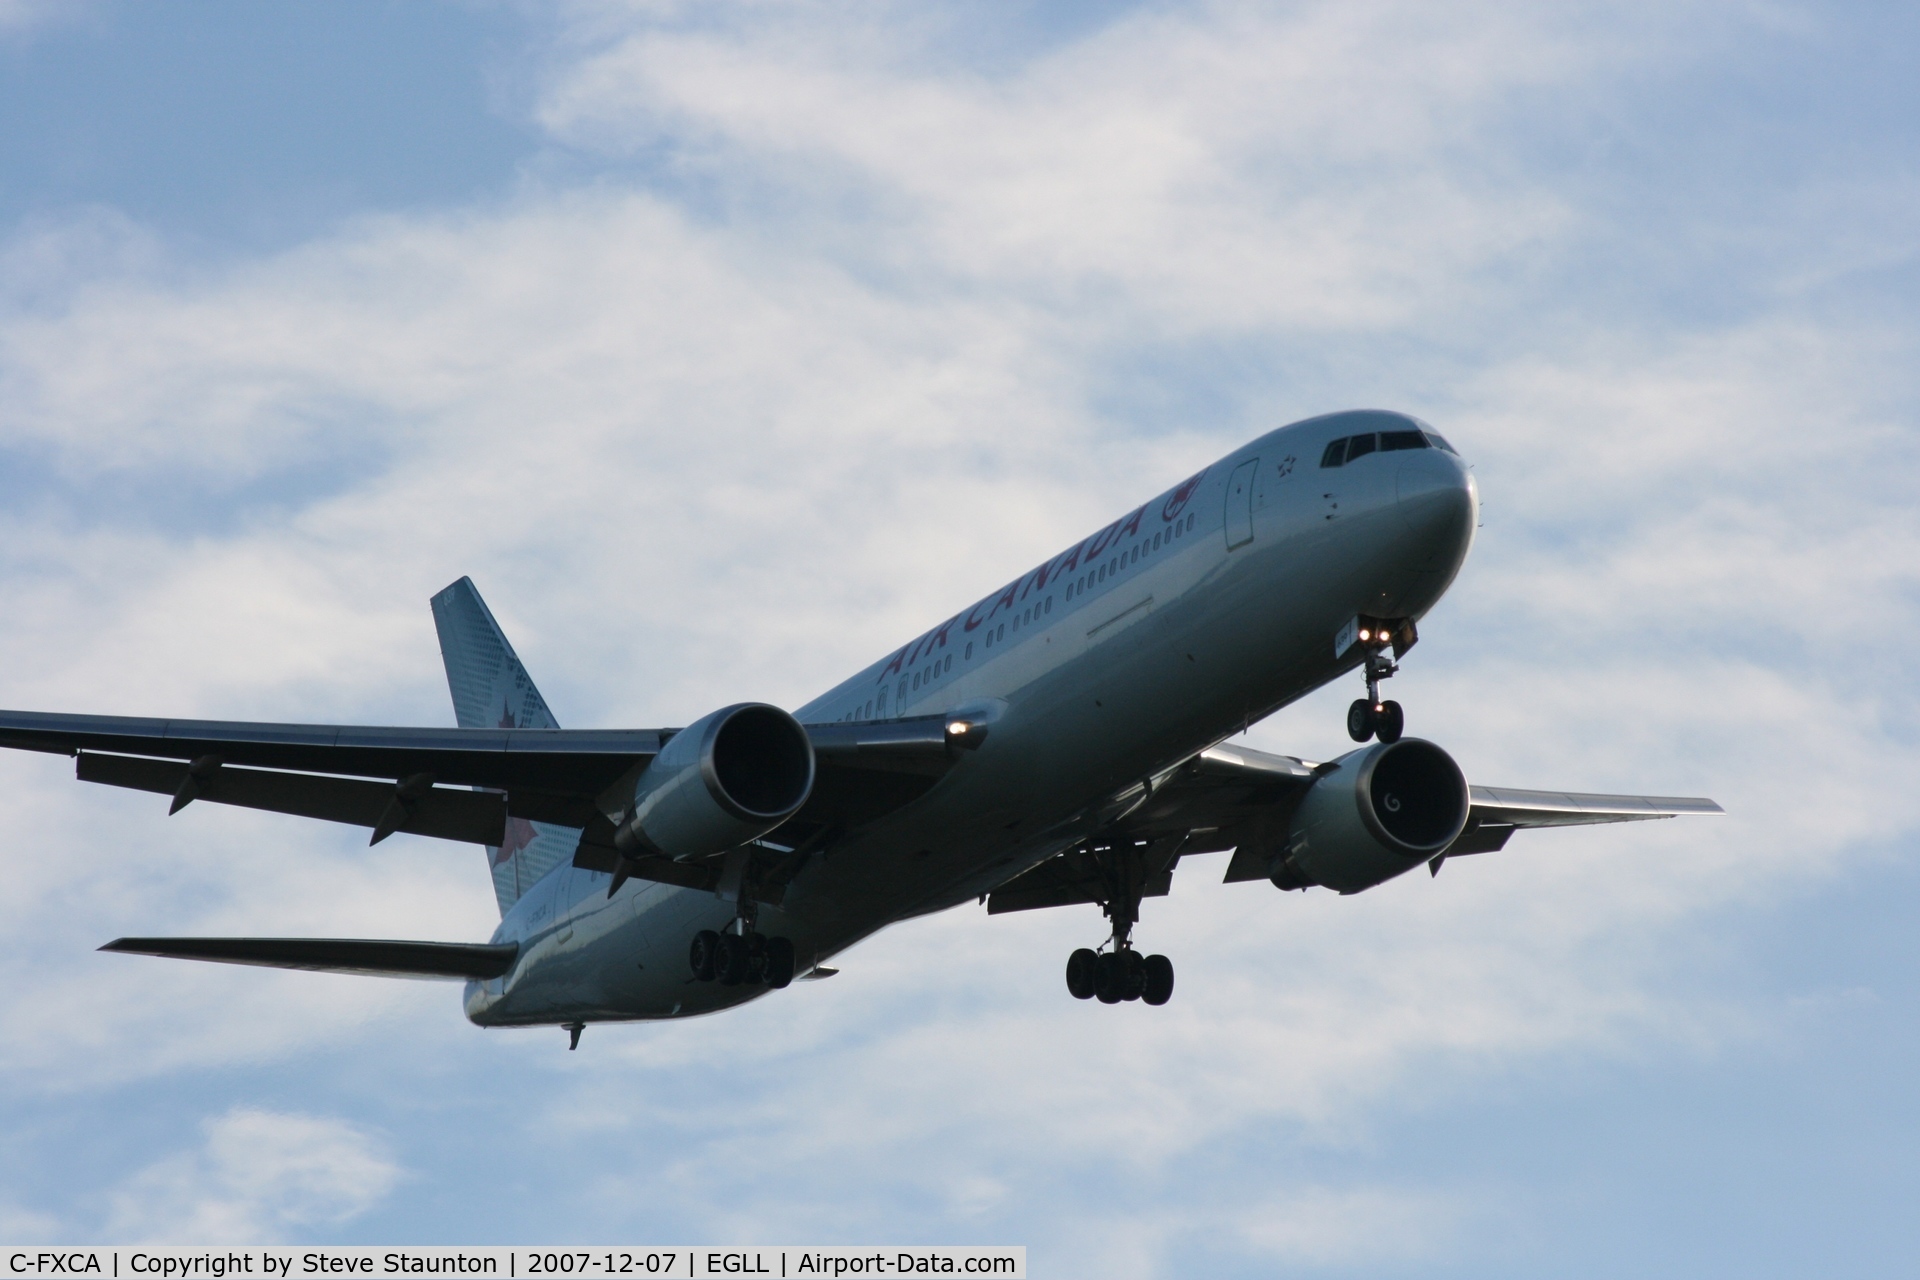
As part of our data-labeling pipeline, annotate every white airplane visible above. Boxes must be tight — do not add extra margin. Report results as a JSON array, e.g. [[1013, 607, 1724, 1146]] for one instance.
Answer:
[[0, 410, 1719, 1046]]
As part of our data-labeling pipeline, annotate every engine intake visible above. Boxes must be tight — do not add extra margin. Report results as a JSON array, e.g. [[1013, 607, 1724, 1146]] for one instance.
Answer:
[[1275, 738, 1469, 894], [615, 703, 814, 860]]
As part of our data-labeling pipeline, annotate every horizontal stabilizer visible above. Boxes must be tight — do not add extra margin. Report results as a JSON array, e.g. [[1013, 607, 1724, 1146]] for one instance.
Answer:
[[99, 936, 518, 980]]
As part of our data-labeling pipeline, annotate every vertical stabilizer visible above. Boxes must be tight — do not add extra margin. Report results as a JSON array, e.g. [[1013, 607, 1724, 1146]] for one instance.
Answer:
[[430, 577, 577, 916], [431, 577, 559, 732]]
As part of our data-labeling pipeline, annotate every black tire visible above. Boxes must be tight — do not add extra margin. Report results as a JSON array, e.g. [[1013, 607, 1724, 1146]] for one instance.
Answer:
[[715, 932, 747, 986], [1376, 700, 1405, 743], [1122, 949, 1147, 1002], [1094, 951, 1124, 1004], [1142, 954, 1174, 1006], [1347, 699, 1375, 743], [745, 930, 769, 982], [688, 930, 719, 982], [1065, 948, 1098, 999], [763, 936, 796, 989]]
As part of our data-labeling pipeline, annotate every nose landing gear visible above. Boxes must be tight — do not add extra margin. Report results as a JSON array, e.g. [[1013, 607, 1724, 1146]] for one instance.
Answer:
[[1345, 617, 1415, 743]]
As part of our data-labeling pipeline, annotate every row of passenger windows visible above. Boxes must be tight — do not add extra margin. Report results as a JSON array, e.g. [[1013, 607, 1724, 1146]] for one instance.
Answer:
[[837, 507, 1203, 720], [1320, 429, 1456, 468], [1063, 510, 1196, 603]]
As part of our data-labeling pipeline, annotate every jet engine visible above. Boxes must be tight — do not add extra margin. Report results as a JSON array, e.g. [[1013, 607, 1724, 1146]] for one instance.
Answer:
[[1268, 738, 1469, 894], [612, 702, 815, 860]]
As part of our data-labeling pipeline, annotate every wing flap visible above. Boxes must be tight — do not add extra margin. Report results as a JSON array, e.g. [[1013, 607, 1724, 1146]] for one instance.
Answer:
[[77, 751, 509, 845], [99, 936, 517, 980]]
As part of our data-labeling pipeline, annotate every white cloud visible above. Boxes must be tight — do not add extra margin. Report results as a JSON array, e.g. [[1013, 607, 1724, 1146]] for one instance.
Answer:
[[1234, 1185, 1470, 1264], [104, 1107, 402, 1243], [535, 0, 1618, 329]]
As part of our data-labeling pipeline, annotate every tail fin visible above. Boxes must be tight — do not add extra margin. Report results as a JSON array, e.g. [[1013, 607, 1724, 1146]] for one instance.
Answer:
[[430, 577, 574, 915], [430, 577, 559, 732]]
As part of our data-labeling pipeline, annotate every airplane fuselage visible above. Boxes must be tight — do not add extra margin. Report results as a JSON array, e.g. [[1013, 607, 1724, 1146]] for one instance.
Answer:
[[464, 410, 1478, 1025]]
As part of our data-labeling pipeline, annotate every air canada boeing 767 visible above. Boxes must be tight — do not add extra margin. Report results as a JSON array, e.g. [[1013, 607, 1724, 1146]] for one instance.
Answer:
[[0, 410, 1719, 1044]]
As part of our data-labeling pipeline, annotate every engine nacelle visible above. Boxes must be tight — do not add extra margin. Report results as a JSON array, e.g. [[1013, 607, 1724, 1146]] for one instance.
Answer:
[[1272, 738, 1469, 894], [614, 702, 815, 860]]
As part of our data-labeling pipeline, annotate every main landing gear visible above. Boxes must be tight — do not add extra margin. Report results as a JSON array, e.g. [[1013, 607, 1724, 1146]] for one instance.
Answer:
[[1063, 838, 1177, 1007], [689, 915, 796, 990], [687, 848, 802, 990], [1347, 618, 1415, 744], [1066, 945, 1174, 1005]]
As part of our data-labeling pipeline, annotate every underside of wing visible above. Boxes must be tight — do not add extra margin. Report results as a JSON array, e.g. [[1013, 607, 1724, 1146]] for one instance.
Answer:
[[985, 739, 1725, 910], [1441, 785, 1726, 867], [0, 707, 965, 856], [1469, 785, 1725, 827], [99, 936, 518, 980]]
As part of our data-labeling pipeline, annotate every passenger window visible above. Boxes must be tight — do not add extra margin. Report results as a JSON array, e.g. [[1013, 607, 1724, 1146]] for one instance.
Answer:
[[1380, 430, 1428, 451], [964, 643, 972, 659], [1044, 597, 1052, 614], [912, 673, 920, 690], [945, 655, 952, 672], [1186, 513, 1195, 531], [998, 624, 1005, 640], [1345, 433, 1377, 461], [1320, 438, 1347, 468]]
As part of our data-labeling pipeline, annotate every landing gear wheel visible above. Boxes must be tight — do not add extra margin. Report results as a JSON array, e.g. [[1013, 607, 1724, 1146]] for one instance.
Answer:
[[1375, 700, 1404, 743], [689, 930, 719, 982], [1094, 951, 1125, 1004], [745, 931, 769, 983], [1347, 699, 1376, 743], [714, 932, 749, 986], [763, 936, 796, 989], [1142, 954, 1174, 1006], [1122, 949, 1148, 1002], [1065, 948, 1098, 1000]]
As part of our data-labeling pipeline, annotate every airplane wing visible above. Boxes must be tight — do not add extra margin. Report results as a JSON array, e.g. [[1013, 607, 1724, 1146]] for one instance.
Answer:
[[987, 742, 1723, 912], [0, 708, 955, 849]]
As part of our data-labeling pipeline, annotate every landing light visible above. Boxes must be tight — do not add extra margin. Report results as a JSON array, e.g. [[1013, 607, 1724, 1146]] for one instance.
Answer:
[[945, 719, 988, 751]]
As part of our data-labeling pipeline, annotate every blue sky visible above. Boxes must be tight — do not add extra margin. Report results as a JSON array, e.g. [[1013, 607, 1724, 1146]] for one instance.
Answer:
[[1, 1, 1917, 1274]]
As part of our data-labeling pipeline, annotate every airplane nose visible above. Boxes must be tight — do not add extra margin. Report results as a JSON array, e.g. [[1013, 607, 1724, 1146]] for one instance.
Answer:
[[1395, 448, 1476, 562]]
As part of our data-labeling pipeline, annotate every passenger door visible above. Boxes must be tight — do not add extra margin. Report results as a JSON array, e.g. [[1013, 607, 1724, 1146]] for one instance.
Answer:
[[1224, 457, 1259, 550]]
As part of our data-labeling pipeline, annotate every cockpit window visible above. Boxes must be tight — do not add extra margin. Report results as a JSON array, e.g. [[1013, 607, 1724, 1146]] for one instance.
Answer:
[[1422, 431, 1457, 455], [1323, 426, 1446, 466]]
